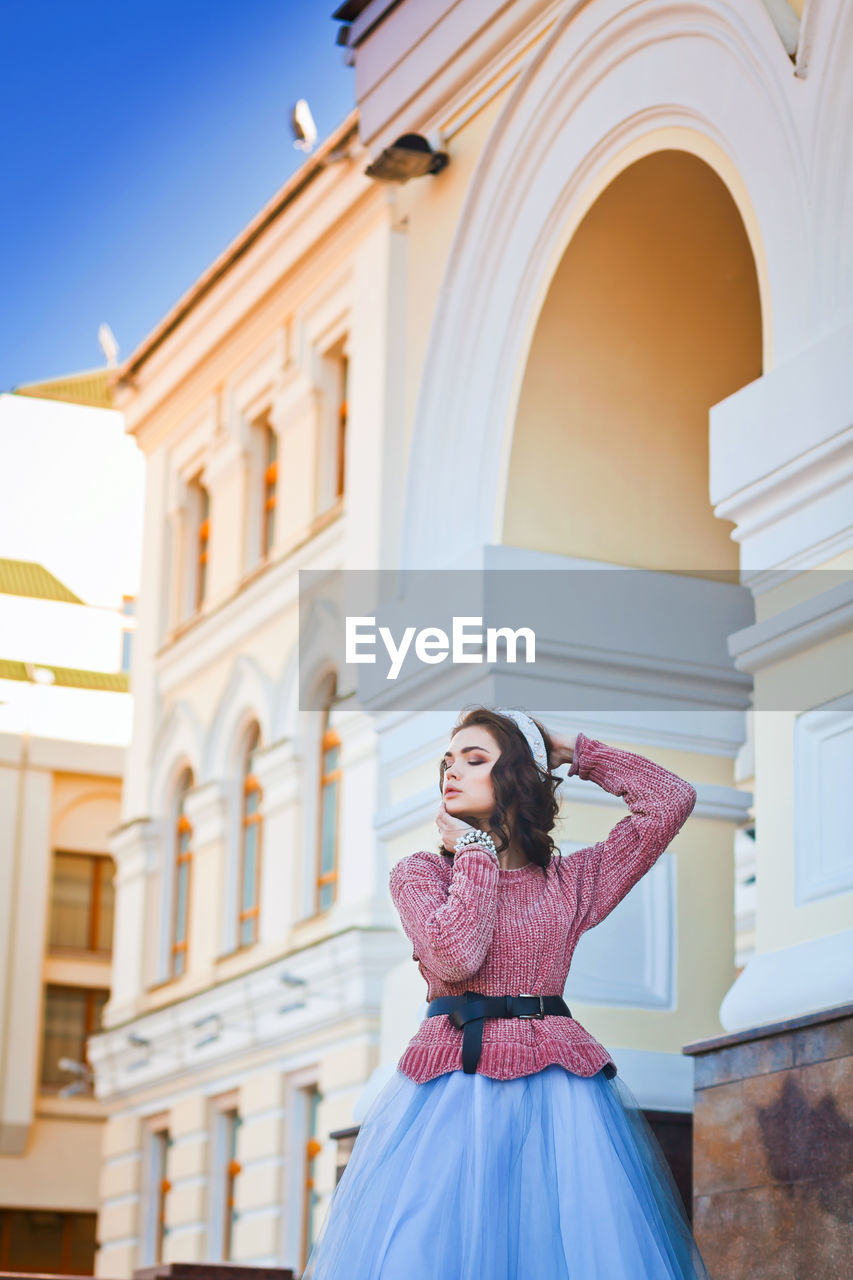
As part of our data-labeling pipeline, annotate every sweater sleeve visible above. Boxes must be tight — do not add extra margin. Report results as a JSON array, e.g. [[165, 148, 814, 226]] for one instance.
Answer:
[[389, 844, 500, 983], [562, 732, 697, 933]]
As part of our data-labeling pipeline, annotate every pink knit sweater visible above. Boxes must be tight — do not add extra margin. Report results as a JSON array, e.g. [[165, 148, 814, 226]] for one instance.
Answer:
[[389, 732, 698, 1083]]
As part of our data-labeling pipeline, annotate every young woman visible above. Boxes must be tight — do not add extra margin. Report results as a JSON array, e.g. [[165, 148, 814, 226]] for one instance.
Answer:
[[302, 705, 711, 1279]]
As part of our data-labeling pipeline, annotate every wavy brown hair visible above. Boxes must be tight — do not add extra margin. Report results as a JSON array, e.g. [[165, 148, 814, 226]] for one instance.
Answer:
[[437, 705, 564, 881]]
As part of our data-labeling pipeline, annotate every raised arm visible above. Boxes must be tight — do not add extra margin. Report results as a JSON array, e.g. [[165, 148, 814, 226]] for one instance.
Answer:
[[388, 844, 499, 983], [562, 732, 697, 933]]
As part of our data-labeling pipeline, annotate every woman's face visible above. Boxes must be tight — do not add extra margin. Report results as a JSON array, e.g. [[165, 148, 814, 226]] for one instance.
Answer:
[[442, 725, 501, 823]]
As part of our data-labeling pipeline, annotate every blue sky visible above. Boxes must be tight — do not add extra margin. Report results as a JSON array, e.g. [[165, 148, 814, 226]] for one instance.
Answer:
[[0, 1, 355, 389]]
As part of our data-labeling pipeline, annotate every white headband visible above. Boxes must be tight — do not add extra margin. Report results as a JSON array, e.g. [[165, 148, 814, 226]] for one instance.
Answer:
[[494, 707, 549, 775]]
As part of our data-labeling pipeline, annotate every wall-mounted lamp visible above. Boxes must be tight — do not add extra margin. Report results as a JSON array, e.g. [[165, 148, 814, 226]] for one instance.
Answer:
[[365, 133, 449, 183], [57, 1057, 95, 1097]]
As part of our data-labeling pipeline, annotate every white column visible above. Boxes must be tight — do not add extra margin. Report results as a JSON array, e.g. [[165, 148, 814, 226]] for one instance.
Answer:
[[183, 780, 230, 978], [0, 759, 52, 1154], [269, 377, 322, 550], [252, 739, 301, 944], [107, 818, 162, 1023], [232, 1070, 287, 1264], [165, 469, 191, 630], [123, 445, 171, 821], [164, 1094, 208, 1264], [202, 438, 249, 608], [711, 320, 853, 1029], [345, 216, 407, 572], [332, 707, 382, 910]]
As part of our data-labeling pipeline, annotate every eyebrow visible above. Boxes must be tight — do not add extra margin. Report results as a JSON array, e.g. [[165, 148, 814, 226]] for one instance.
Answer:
[[442, 745, 492, 760]]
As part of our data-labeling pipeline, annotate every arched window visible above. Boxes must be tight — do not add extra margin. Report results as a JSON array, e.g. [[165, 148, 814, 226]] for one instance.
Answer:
[[171, 768, 193, 977], [316, 709, 340, 913], [238, 723, 262, 947]]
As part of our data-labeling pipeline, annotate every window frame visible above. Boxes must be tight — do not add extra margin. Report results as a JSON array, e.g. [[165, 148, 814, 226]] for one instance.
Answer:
[[39, 983, 109, 1093], [315, 715, 341, 914], [170, 769, 194, 979], [141, 1118, 171, 1267], [237, 723, 263, 949], [195, 481, 211, 612], [335, 353, 348, 502], [47, 850, 115, 956], [261, 423, 278, 560]]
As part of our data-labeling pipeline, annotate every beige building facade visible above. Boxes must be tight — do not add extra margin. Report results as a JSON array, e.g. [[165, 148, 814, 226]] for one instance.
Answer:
[[88, 1, 851, 1276], [0, 387, 142, 1274]]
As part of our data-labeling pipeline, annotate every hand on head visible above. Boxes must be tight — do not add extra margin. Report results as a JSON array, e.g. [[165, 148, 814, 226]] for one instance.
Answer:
[[546, 729, 579, 769]]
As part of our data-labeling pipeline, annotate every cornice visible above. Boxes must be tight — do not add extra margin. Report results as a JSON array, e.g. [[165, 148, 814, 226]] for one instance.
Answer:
[[728, 575, 853, 672]]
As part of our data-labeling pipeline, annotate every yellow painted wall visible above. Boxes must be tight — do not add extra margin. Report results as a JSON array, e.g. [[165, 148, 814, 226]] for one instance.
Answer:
[[502, 150, 763, 574], [0, 1113, 106, 1209], [0, 767, 119, 1228], [556, 740, 734, 1052]]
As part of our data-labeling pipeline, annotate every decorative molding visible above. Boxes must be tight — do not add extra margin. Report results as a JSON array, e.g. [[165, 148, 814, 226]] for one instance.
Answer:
[[728, 575, 853, 674], [183, 778, 230, 850], [563, 842, 677, 1010], [86, 928, 402, 1100], [153, 514, 345, 701], [251, 737, 301, 814], [147, 700, 205, 812], [110, 818, 164, 884], [710, 319, 853, 571], [794, 701, 853, 903], [203, 654, 274, 779]]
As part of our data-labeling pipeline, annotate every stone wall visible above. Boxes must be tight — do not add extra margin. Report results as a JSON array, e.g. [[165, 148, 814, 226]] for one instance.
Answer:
[[684, 1001, 853, 1278]]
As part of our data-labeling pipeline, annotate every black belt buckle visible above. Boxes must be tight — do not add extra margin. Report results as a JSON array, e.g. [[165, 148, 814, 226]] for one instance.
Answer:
[[517, 992, 545, 1019]]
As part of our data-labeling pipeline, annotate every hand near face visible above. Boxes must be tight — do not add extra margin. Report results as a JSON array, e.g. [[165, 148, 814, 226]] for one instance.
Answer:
[[435, 799, 478, 853]]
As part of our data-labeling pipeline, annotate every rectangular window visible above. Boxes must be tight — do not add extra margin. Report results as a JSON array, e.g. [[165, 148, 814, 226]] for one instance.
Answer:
[[40, 985, 109, 1091], [48, 852, 115, 954], [317, 343, 348, 514], [336, 353, 348, 502], [120, 593, 136, 673], [209, 1091, 241, 1261], [301, 1086, 322, 1273], [262, 425, 278, 558], [184, 475, 211, 615], [142, 1124, 170, 1266], [222, 1109, 241, 1259], [196, 483, 210, 610], [0, 1209, 97, 1276], [239, 723, 263, 948]]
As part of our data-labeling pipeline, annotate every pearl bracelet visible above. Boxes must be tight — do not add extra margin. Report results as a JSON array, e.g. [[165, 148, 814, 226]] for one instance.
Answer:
[[454, 828, 498, 861]]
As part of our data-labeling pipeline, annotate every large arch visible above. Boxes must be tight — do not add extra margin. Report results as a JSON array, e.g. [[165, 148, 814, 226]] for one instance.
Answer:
[[400, 0, 814, 570], [501, 148, 762, 573]]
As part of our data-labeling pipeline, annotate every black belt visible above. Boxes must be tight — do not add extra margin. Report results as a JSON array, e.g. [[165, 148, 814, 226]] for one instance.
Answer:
[[427, 990, 615, 1078]]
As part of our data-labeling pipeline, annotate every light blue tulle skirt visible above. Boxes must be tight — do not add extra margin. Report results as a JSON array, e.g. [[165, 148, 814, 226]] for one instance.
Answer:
[[302, 1062, 710, 1279]]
